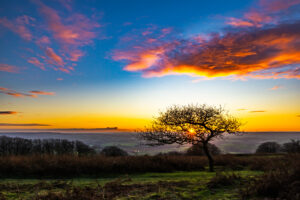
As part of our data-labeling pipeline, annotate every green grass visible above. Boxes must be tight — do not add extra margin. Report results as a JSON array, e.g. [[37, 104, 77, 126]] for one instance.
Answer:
[[0, 170, 262, 200]]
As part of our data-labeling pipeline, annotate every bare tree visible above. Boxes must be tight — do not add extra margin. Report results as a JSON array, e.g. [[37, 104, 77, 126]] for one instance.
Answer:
[[139, 104, 242, 172]]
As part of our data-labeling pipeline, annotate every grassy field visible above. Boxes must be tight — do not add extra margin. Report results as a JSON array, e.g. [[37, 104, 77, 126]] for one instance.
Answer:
[[0, 170, 262, 200]]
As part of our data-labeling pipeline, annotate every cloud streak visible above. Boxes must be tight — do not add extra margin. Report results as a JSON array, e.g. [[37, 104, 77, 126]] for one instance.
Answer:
[[0, 64, 19, 73], [0, 111, 18, 115], [29, 90, 55, 95], [0, 87, 54, 98], [0, 123, 50, 126], [0, 15, 34, 40], [249, 110, 267, 113], [113, 1, 300, 80]]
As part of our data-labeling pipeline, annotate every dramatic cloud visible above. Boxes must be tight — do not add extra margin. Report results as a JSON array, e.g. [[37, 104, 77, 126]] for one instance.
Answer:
[[0, 123, 50, 126], [0, 87, 54, 98], [113, 1, 300, 80], [0, 111, 18, 115], [249, 110, 267, 113], [227, 0, 300, 28], [0, 64, 19, 73], [24, 0, 101, 73], [1, 1, 101, 73], [0, 15, 34, 40]]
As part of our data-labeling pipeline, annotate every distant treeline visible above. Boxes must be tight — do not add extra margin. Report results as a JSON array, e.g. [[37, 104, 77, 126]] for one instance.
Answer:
[[256, 140, 300, 154], [0, 136, 95, 156]]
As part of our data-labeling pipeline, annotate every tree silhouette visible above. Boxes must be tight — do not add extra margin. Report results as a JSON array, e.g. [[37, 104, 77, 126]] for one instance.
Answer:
[[139, 104, 242, 172]]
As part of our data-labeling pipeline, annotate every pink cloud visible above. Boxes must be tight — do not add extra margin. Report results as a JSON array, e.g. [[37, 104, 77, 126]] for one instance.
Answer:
[[69, 50, 84, 61], [227, 0, 299, 28], [259, 0, 300, 12], [0, 15, 34, 40], [36, 1, 99, 46], [36, 36, 51, 45], [0, 64, 19, 73], [27, 57, 45, 70], [26, 1, 102, 73], [44, 47, 64, 66]]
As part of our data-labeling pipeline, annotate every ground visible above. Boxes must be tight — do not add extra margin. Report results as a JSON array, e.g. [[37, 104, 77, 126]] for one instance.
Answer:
[[0, 170, 262, 200]]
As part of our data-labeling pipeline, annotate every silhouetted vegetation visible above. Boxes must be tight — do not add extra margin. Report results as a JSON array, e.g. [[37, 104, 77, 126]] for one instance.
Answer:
[[139, 104, 241, 172], [186, 143, 221, 156], [0, 155, 207, 178], [240, 154, 300, 199], [282, 139, 300, 153], [101, 146, 128, 156], [207, 172, 242, 189], [0, 136, 95, 156], [0, 153, 298, 178], [255, 141, 281, 153]]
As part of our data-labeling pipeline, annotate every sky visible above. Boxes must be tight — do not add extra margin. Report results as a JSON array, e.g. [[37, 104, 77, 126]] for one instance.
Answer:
[[0, 0, 299, 131]]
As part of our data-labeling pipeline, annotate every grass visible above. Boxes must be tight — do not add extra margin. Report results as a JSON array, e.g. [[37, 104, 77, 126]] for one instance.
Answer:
[[0, 170, 262, 200]]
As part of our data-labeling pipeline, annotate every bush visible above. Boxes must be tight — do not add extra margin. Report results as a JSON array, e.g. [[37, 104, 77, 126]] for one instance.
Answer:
[[240, 155, 300, 199], [186, 143, 221, 156], [255, 142, 281, 153], [282, 139, 300, 153], [101, 146, 128, 156], [0, 155, 206, 178], [207, 172, 242, 189]]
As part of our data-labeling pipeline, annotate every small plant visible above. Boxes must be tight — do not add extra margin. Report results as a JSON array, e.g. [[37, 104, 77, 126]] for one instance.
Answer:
[[207, 172, 242, 189]]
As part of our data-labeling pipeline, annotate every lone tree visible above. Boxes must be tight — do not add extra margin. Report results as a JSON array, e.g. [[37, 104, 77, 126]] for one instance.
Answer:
[[139, 104, 242, 172]]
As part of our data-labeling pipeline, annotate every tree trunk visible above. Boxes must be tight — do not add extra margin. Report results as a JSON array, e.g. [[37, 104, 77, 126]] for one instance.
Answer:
[[203, 142, 214, 172]]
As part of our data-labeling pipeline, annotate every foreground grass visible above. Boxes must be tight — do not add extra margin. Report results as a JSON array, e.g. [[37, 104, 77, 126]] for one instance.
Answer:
[[0, 170, 262, 200]]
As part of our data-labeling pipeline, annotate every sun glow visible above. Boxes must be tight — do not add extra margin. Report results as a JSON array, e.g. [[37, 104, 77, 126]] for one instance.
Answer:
[[188, 128, 195, 135]]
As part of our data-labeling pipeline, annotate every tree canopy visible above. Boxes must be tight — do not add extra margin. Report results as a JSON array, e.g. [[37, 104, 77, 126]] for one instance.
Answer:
[[140, 104, 241, 145], [139, 104, 242, 171]]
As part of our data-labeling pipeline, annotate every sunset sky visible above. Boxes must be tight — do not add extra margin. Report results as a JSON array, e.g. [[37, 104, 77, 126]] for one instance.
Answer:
[[0, 0, 299, 131]]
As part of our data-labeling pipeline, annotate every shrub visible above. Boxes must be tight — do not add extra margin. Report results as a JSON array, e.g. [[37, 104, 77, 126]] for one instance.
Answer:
[[101, 146, 128, 156], [0, 155, 206, 178], [186, 143, 221, 156], [282, 139, 300, 153], [255, 142, 281, 153], [240, 155, 300, 199], [207, 172, 242, 189]]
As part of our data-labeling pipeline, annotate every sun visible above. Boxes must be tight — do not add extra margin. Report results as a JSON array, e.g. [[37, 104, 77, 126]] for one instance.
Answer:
[[188, 128, 195, 135]]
